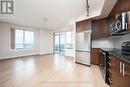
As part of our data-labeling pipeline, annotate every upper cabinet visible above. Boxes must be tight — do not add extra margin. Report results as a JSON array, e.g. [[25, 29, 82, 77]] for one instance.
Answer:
[[77, 0, 130, 38], [92, 18, 108, 39], [76, 19, 91, 32], [108, 0, 130, 35], [109, 0, 130, 17], [92, 0, 130, 39]]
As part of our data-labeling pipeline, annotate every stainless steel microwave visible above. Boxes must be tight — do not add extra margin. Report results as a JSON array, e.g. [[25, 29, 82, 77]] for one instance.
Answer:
[[109, 12, 128, 35]]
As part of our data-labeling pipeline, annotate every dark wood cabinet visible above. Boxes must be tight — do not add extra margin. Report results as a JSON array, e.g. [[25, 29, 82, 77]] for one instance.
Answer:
[[76, 19, 91, 32], [107, 54, 130, 87], [92, 20, 98, 39], [107, 16, 115, 28], [92, 18, 108, 39], [108, 55, 123, 87], [109, 0, 130, 17], [122, 62, 130, 87], [108, 0, 130, 32], [91, 48, 100, 65], [76, 21, 82, 32], [91, 0, 130, 39]]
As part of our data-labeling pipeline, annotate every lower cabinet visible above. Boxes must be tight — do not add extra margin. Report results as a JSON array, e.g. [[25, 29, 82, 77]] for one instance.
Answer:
[[91, 48, 100, 65], [107, 54, 130, 87], [123, 62, 130, 87], [107, 55, 123, 87]]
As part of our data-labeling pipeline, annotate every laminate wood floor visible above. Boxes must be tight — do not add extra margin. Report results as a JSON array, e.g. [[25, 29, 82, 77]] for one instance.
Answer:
[[0, 54, 109, 87]]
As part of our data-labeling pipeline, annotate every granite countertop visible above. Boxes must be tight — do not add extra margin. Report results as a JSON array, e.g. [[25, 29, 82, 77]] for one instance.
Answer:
[[101, 48, 130, 64]]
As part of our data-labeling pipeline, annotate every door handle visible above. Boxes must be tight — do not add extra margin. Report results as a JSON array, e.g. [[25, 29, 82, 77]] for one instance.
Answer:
[[108, 56, 111, 60]]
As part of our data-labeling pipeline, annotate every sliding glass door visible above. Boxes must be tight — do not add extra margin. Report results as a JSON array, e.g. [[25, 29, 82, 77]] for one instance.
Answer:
[[54, 31, 73, 54], [54, 32, 65, 53]]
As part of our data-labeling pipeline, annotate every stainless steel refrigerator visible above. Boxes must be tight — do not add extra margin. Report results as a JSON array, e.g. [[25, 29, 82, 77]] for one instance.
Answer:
[[75, 30, 91, 66]]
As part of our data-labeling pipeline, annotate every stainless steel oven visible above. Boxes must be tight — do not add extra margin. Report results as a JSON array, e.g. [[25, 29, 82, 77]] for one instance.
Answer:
[[99, 49, 107, 82]]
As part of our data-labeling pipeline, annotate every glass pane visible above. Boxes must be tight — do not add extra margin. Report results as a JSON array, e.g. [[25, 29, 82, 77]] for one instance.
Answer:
[[54, 32, 65, 53], [15, 30, 24, 50], [66, 31, 72, 44], [59, 32, 65, 52], [65, 31, 72, 49], [55, 33, 60, 52], [25, 31, 34, 49]]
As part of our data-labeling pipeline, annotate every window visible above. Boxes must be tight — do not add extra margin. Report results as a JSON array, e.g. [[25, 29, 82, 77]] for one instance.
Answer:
[[65, 31, 73, 49], [15, 30, 24, 50], [10, 29, 34, 50], [24, 31, 34, 49]]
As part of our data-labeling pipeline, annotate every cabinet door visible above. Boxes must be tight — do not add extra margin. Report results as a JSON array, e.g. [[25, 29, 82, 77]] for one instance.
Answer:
[[98, 18, 108, 38], [109, 55, 123, 87], [92, 18, 108, 39], [92, 21, 99, 39], [123, 62, 130, 87], [82, 19, 91, 31], [91, 48, 100, 65], [76, 21, 83, 32], [76, 19, 91, 32]]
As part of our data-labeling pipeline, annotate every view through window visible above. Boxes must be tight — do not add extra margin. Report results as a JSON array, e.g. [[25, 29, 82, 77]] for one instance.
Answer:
[[54, 31, 72, 53], [10, 29, 34, 50]]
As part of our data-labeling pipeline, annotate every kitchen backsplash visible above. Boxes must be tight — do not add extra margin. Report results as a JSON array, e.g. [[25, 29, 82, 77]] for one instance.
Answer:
[[113, 33, 130, 49], [92, 33, 130, 49], [92, 38, 114, 48]]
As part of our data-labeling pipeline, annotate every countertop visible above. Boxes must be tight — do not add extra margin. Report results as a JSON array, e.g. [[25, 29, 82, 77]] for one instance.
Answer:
[[101, 48, 130, 64]]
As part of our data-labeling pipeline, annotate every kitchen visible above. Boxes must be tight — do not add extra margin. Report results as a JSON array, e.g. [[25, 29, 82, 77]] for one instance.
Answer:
[[75, 0, 130, 87]]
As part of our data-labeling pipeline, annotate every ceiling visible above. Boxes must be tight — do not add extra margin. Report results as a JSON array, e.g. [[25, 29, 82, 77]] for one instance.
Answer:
[[0, 0, 116, 30]]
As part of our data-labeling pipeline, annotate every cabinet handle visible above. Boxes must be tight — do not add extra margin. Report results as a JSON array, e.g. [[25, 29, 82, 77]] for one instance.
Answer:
[[123, 63, 125, 76], [100, 64, 103, 66], [108, 56, 111, 60], [108, 78, 112, 84], [102, 52, 106, 55], [108, 62, 112, 67], [108, 68, 112, 73], [120, 62, 122, 73]]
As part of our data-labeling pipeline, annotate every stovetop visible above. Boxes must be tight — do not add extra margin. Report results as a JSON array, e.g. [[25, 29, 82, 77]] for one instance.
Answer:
[[101, 48, 130, 64]]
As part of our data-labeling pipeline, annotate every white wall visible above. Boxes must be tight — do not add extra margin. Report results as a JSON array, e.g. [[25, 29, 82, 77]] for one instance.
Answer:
[[0, 22, 40, 59], [0, 22, 53, 59], [92, 38, 114, 49], [39, 29, 53, 54]]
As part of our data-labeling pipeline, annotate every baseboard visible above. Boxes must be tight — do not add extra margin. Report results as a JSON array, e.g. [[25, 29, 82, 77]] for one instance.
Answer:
[[0, 53, 40, 60], [75, 62, 91, 67], [0, 53, 54, 60], [39, 52, 54, 55]]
